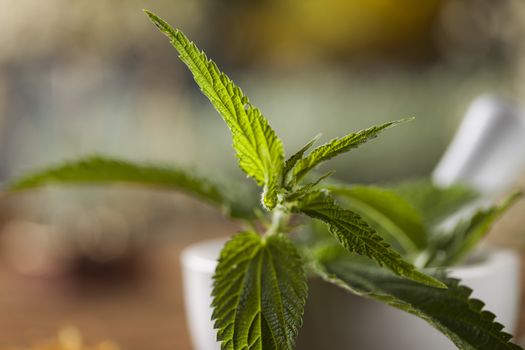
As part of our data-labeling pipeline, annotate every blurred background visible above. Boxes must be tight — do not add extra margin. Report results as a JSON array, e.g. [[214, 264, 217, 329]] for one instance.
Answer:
[[0, 0, 524, 348]]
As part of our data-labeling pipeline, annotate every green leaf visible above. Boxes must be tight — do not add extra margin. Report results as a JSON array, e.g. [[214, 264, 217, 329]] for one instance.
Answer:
[[292, 119, 411, 182], [314, 252, 522, 350], [145, 11, 284, 209], [8, 155, 254, 219], [294, 190, 445, 288], [392, 179, 478, 228], [212, 231, 307, 350], [427, 191, 523, 267], [282, 134, 321, 187], [328, 185, 427, 254], [285, 171, 335, 202]]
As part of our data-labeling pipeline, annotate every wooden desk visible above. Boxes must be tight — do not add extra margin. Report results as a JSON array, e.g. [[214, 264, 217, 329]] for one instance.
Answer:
[[0, 224, 523, 349], [0, 243, 193, 349]]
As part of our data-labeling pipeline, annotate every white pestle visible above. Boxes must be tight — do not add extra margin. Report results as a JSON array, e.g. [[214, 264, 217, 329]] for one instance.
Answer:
[[430, 95, 525, 233], [433, 94, 525, 198]]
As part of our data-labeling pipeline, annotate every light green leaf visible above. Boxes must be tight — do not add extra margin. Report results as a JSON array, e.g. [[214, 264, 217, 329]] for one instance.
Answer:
[[314, 252, 522, 350], [212, 231, 307, 350], [328, 185, 427, 254], [294, 190, 445, 288], [427, 191, 523, 267], [8, 155, 254, 219], [292, 119, 411, 182], [145, 11, 284, 209]]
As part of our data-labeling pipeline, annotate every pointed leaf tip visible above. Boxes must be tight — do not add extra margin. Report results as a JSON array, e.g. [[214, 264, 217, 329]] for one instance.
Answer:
[[292, 118, 412, 182], [146, 15, 285, 209]]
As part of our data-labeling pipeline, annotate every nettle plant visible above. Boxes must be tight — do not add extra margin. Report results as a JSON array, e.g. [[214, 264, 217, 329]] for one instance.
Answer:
[[9, 11, 523, 350]]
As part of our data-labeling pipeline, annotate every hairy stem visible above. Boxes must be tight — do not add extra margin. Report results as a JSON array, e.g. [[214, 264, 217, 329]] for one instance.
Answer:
[[266, 207, 290, 236]]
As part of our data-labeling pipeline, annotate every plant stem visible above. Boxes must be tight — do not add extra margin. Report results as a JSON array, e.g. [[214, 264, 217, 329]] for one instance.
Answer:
[[265, 207, 290, 236]]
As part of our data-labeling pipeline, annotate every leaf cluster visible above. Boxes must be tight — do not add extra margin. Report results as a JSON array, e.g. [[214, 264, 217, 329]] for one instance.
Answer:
[[6, 10, 522, 350], [313, 249, 521, 350], [328, 180, 522, 268]]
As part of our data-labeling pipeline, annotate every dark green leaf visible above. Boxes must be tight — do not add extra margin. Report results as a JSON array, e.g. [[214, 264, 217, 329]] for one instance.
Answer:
[[314, 252, 521, 350], [283, 134, 321, 186], [328, 185, 427, 254], [392, 179, 478, 228], [294, 190, 445, 288], [212, 231, 307, 350], [427, 191, 523, 267], [8, 155, 253, 218], [285, 171, 335, 202]]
